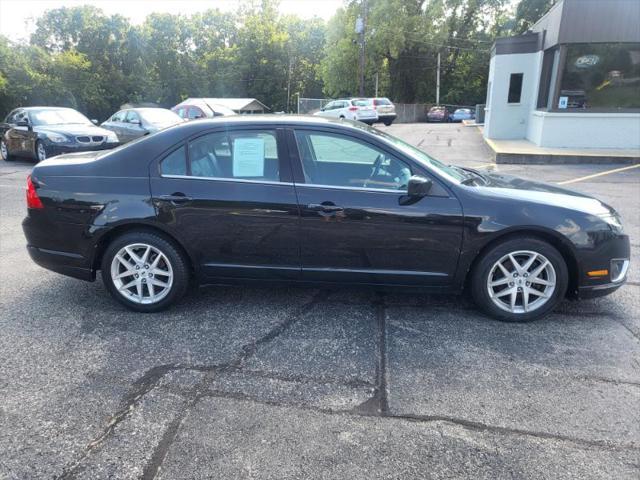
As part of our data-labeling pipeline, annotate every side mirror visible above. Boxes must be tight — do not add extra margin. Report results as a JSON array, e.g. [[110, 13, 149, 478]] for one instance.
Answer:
[[91, 119, 98, 125], [320, 108, 325, 112], [407, 175, 432, 198], [16, 119, 29, 127]]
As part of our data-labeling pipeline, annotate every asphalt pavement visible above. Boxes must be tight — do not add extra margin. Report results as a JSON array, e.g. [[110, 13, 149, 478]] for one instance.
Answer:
[[0, 123, 639, 479]]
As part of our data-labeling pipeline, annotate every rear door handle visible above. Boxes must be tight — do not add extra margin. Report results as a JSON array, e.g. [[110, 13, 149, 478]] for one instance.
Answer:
[[307, 203, 344, 213], [159, 193, 193, 204]]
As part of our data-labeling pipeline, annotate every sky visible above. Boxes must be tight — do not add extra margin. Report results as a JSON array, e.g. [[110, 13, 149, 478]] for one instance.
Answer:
[[0, 0, 345, 41]]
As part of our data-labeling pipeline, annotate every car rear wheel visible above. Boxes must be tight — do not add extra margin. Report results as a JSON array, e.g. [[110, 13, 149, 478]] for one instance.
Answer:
[[383, 120, 393, 126], [0, 138, 12, 161], [101, 231, 189, 312], [470, 237, 568, 322], [35, 140, 47, 162]]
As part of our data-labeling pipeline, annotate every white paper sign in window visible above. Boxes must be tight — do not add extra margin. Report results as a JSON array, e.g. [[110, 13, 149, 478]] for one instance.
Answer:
[[233, 138, 265, 177]]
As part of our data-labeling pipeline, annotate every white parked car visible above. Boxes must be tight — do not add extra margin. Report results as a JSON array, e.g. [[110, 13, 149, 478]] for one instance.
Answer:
[[313, 99, 378, 125]]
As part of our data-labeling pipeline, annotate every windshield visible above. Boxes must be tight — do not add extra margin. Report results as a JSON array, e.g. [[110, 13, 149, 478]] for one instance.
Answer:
[[365, 127, 467, 183], [352, 100, 370, 107], [30, 109, 91, 126], [139, 109, 181, 124]]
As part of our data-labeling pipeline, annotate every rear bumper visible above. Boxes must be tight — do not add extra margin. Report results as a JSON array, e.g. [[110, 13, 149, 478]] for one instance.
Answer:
[[23, 215, 96, 281], [26, 245, 95, 281]]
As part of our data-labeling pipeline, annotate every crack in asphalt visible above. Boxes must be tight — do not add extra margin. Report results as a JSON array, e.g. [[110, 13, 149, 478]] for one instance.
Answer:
[[53, 287, 639, 478], [354, 292, 389, 416], [193, 387, 640, 453], [55, 289, 329, 480]]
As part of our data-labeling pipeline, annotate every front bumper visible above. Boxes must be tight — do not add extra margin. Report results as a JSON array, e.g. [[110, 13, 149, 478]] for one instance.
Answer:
[[575, 234, 630, 299], [47, 142, 119, 157]]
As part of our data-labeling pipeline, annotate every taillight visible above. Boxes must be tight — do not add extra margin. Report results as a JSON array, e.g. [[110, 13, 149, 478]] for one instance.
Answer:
[[26, 175, 44, 209], [348, 106, 358, 111]]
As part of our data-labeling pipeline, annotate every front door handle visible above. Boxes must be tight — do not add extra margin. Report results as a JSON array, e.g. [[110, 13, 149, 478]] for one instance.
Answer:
[[307, 203, 344, 213], [159, 193, 193, 204]]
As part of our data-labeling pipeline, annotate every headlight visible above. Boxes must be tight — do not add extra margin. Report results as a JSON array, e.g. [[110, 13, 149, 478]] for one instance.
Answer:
[[105, 132, 119, 143], [599, 213, 624, 234], [45, 133, 68, 143]]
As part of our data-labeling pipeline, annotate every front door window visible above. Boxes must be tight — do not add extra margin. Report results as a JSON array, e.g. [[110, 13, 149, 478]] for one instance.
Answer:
[[294, 130, 412, 191]]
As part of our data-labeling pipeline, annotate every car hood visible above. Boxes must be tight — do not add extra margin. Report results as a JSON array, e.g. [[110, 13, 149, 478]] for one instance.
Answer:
[[35, 124, 114, 137], [474, 171, 615, 216]]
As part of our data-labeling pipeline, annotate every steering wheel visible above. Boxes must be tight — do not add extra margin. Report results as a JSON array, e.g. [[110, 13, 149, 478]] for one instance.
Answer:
[[364, 154, 384, 188]]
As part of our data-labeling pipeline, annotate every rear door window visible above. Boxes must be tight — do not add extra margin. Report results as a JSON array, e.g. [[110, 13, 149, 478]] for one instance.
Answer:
[[160, 146, 188, 176], [187, 130, 280, 182], [125, 111, 141, 123]]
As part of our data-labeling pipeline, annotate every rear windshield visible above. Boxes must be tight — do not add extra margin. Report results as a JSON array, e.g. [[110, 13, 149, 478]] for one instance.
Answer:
[[374, 98, 392, 106], [139, 109, 182, 124], [351, 100, 370, 107]]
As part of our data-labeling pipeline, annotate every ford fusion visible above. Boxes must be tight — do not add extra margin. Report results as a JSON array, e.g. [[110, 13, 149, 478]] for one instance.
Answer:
[[1, 107, 119, 162], [22, 116, 629, 321]]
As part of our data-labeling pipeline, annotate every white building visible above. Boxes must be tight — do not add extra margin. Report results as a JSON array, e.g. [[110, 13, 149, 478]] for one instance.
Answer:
[[484, 0, 640, 152]]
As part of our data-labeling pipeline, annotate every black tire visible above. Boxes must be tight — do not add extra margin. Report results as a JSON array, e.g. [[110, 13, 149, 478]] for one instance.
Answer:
[[35, 140, 47, 163], [101, 230, 190, 312], [0, 138, 13, 162], [383, 120, 393, 126], [470, 236, 568, 322]]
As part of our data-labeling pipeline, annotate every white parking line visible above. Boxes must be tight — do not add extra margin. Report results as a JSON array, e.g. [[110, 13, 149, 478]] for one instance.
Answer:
[[557, 164, 640, 185]]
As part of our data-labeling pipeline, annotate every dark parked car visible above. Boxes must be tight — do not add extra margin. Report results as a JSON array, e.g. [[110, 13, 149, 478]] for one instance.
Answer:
[[23, 116, 629, 321], [101, 108, 184, 143], [426, 105, 450, 123], [1, 107, 119, 162]]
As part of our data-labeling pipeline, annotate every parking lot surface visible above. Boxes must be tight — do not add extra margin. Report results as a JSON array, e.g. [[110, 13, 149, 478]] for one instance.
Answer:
[[1, 123, 639, 479]]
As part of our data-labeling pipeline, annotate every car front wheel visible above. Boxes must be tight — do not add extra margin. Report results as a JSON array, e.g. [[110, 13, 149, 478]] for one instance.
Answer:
[[101, 231, 190, 312], [35, 140, 47, 162], [470, 237, 568, 322], [0, 138, 12, 161]]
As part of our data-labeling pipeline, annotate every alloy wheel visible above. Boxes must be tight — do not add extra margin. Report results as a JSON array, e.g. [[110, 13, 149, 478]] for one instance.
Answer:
[[36, 142, 47, 162], [110, 243, 174, 305], [486, 250, 556, 314]]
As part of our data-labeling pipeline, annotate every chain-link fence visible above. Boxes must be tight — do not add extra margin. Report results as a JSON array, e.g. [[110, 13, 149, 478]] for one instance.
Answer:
[[297, 97, 332, 115]]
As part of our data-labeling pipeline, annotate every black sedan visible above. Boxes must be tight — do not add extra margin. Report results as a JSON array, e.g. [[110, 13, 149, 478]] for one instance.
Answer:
[[1, 107, 119, 162], [22, 116, 630, 321]]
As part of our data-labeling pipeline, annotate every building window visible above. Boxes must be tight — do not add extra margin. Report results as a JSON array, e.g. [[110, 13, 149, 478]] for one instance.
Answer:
[[559, 43, 640, 110], [508, 73, 523, 103]]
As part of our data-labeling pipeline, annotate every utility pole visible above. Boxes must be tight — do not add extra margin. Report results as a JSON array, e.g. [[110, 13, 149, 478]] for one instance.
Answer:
[[436, 51, 441, 105], [374, 72, 379, 97], [286, 52, 293, 113], [356, 0, 367, 97]]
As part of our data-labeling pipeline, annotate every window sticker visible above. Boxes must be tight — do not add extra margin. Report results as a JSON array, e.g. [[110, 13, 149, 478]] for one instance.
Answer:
[[233, 137, 265, 177], [558, 96, 568, 109]]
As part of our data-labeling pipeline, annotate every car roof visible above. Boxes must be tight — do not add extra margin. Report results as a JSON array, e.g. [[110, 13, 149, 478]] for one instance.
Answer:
[[17, 106, 77, 112]]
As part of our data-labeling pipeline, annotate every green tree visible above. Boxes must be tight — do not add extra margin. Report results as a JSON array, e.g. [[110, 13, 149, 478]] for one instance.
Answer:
[[514, 0, 556, 34]]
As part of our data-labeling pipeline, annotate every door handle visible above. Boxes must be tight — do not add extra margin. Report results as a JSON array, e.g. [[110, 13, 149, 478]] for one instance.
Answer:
[[159, 193, 193, 204], [307, 203, 344, 213]]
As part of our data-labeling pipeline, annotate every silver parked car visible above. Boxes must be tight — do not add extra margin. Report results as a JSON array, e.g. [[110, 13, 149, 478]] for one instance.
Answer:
[[101, 108, 184, 143], [313, 99, 378, 125], [367, 97, 397, 126]]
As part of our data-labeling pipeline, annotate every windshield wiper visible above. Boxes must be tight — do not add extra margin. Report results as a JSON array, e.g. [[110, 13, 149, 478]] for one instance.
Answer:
[[454, 166, 488, 186]]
